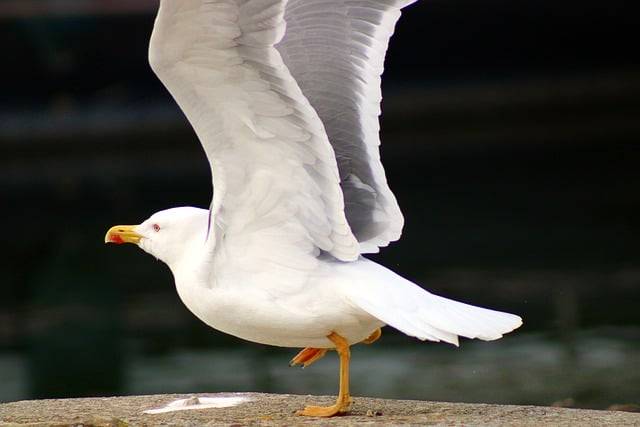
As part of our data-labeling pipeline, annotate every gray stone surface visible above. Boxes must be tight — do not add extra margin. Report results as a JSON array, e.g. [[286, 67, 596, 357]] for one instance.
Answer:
[[1, 393, 638, 426]]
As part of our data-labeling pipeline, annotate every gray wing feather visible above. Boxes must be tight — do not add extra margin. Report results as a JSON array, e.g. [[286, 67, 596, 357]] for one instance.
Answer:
[[277, 0, 416, 253]]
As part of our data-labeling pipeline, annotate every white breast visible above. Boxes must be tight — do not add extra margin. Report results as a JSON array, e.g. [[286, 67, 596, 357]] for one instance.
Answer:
[[172, 260, 383, 348]]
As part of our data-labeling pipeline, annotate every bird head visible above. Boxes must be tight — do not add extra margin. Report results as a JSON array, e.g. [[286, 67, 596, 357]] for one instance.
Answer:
[[105, 206, 209, 268]]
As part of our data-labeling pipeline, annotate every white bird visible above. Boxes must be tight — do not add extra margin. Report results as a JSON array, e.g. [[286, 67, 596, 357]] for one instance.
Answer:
[[105, 0, 522, 417]]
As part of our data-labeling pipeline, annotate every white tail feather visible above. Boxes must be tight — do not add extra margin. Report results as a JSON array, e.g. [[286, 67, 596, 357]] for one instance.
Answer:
[[346, 261, 523, 346]]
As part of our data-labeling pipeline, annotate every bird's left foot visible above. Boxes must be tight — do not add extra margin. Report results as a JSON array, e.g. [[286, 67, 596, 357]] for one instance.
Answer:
[[296, 395, 352, 417], [290, 328, 381, 368], [289, 347, 328, 368], [361, 327, 382, 345]]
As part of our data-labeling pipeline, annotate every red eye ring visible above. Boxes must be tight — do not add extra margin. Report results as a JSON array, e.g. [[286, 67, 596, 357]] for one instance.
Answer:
[[153, 224, 161, 232]]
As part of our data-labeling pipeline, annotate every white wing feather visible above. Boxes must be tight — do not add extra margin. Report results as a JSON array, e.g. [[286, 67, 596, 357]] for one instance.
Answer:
[[344, 261, 523, 346], [277, 0, 416, 253], [149, 0, 360, 267]]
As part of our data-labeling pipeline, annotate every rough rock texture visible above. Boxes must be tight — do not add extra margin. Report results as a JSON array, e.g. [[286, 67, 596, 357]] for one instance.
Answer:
[[1, 393, 638, 426]]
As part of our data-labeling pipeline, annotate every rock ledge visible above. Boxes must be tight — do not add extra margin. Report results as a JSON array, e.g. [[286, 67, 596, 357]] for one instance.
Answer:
[[1, 393, 638, 426]]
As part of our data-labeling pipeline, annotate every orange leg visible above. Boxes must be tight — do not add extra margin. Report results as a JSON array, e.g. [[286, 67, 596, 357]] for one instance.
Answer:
[[291, 328, 381, 369], [289, 347, 328, 368], [361, 327, 382, 345], [297, 332, 352, 417]]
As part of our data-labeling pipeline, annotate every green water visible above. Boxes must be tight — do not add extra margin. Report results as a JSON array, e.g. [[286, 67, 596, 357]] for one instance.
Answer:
[[2, 329, 638, 409]]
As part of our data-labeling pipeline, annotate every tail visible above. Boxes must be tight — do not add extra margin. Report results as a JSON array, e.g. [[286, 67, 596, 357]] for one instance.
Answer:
[[345, 261, 523, 346]]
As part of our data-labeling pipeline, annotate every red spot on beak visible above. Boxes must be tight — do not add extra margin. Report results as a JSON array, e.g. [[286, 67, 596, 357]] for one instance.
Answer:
[[109, 234, 125, 244]]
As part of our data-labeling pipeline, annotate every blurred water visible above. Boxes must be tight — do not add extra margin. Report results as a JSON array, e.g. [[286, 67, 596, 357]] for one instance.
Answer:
[[3, 329, 637, 409], [127, 329, 640, 409]]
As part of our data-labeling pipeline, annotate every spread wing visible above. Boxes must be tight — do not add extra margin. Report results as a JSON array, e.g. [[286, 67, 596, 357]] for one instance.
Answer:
[[276, 0, 415, 253], [149, 0, 360, 268]]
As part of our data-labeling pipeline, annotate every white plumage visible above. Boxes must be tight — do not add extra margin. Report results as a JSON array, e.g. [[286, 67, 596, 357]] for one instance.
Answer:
[[106, 0, 522, 416]]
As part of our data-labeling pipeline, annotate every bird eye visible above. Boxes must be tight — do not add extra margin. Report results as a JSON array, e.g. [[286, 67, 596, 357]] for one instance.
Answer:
[[153, 224, 161, 232]]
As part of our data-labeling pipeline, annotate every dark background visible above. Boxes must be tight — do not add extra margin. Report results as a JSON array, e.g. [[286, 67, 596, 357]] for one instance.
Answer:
[[1, 0, 638, 410]]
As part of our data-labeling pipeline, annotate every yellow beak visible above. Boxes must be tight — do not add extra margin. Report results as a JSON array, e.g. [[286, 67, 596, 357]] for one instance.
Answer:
[[104, 225, 142, 245]]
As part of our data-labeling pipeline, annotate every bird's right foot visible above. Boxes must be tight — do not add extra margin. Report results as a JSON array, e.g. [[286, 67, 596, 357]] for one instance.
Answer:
[[297, 332, 353, 417], [296, 396, 352, 417]]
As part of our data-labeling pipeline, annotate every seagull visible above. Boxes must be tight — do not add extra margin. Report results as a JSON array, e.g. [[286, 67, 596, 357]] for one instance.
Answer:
[[105, 0, 522, 417]]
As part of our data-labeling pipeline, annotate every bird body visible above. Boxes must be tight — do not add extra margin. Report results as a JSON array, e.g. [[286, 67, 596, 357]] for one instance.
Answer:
[[156, 208, 380, 348], [106, 0, 522, 416], [175, 250, 387, 349], [178, 254, 519, 349], [122, 207, 520, 350]]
